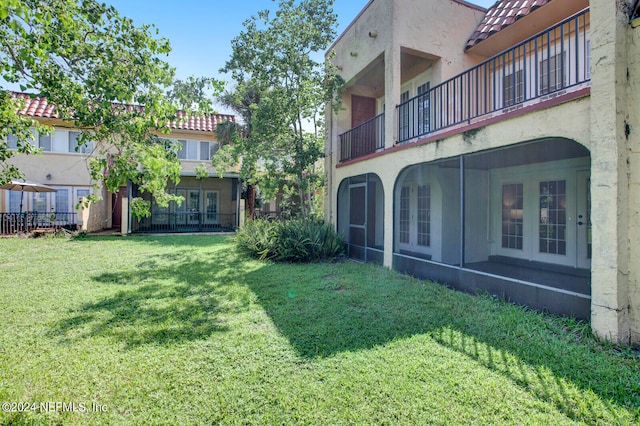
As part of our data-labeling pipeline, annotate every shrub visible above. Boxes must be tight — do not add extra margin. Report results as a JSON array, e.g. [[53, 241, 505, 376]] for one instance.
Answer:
[[235, 218, 345, 262]]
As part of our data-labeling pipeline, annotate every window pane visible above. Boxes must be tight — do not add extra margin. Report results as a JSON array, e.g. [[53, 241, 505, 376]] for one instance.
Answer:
[[39, 134, 51, 151], [209, 141, 220, 158], [32, 193, 48, 213], [417, 185, 430, 247], [69, 131, 79, 152], [540, 52, 566, 95], [539, 180, 566, 255], [9, 191, 22, 212], [205, 191, 218, 222], [399, 91, 410, 141], [502, 183, 524, 250], [503, 70, 524, 107], [6, 134, 18, 150], [178, 140, 187, 159], [200, 142, 210, 161], [55, 188, 70, 212], [399, 186, 410, 244], [417, 83, 430, 135], [187, 140, 198, 160]]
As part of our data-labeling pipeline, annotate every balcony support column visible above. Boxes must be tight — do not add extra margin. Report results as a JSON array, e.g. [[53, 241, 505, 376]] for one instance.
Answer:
[[384, 44, 401, 149]]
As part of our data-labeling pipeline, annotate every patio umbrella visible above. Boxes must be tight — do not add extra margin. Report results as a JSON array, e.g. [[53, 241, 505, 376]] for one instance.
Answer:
[[0, 179, 57, 216]]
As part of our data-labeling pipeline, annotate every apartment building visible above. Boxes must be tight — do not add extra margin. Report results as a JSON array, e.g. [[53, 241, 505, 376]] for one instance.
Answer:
[[325, 0, 640, 344], [1, 92, 241, 234]]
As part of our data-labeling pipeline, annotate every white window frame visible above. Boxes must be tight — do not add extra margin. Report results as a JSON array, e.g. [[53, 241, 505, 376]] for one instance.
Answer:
[[199, 141, 220, 161], [397, 182, 432, 256], [6, 134, 18, 150], [39, 133, 52, 152], [503, 69, 524, 107], [490, 158, 588, 268], [539, 51, 566, 95], [67, 131, 93, 154]]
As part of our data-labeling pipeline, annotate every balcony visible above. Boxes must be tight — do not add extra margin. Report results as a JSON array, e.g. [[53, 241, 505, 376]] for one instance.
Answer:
[[338, 8, 590, 162], [339, 112, 385, 162]]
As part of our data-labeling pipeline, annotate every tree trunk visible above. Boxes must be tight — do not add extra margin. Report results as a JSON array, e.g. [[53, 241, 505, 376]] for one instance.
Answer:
[[246, 183, 255, 220]]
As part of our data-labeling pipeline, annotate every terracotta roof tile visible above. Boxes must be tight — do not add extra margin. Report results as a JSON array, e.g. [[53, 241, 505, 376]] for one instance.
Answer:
[[465, 0, 553, 50], [9, 92, 234, 133], [12, 92, 59, 119]]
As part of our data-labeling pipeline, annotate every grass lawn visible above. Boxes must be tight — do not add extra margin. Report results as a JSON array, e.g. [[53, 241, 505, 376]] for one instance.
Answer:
[[0, 235, 638, 425]]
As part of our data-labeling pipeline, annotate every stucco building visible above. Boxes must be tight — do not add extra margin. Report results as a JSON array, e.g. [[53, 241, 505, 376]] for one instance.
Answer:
[[325, 0, 640, 344], [1, 93, 241, 234]]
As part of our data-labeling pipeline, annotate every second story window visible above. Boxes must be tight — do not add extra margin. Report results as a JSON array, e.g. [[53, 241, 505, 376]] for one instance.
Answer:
[[399, 91, 410, 142], [417, 82, 430, 135], [39, 134, 51, 152], [540, 52, 566, 95], [68, 131, 93, 154], [503, 69, 524, 107], [6, 134, 18, 150], [199, 141, 220, 161], [178, 139, 198, 160]]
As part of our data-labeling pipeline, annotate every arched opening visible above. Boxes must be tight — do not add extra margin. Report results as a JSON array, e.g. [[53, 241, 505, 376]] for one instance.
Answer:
[[393, 138, 591, 319], [337, 173, 385, 264]]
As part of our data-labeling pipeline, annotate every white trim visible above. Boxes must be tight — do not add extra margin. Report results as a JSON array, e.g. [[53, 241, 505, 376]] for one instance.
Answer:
[[490, 157, 590, 268]]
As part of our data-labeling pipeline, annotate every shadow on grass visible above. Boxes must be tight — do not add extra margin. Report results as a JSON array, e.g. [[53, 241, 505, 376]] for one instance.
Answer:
[[50, 241, 256, 349], [70, 233, 232, 247], [48, 235, 639, 422], [239, 261, 640, 423]]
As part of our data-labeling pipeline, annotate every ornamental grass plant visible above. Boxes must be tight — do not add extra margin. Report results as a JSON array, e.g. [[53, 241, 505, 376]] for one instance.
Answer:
[[235, 218, 345, 262]]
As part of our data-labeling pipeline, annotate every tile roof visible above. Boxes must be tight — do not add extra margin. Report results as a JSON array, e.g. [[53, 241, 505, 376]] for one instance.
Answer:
[[9, 92, 234, 132], [12, 92, 59, 118], [465, 0, 552, 50], [171, 110, 235, 132]]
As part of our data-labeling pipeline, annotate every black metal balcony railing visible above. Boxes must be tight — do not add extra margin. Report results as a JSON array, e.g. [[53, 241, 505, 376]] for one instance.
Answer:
[[0, 211, 78, 234], [397, 8, 590, 144], [131, 212, 237, 233], [339, 112, 385, 162]]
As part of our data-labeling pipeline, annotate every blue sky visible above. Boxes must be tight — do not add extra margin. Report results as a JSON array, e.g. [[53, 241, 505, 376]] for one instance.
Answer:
[[105, 0, 496, 91]]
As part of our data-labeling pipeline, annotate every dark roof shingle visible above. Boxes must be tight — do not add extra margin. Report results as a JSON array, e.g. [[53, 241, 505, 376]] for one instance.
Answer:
[[10, 92, 234, 133], [465, 0, 552, 50]]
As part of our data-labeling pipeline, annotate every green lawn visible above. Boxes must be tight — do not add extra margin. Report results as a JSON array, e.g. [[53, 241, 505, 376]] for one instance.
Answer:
[[0, 235, 638, 425]]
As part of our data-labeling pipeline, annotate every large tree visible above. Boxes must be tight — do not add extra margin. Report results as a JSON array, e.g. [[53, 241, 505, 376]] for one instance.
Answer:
[[219, 0, 343, 219], [0, 0, 221, 216], [214, 81, 261, 220]]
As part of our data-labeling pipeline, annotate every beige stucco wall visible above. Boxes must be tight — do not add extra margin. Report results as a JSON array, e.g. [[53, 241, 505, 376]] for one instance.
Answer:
[[175, 176, 236, 214], [626, 5, 640, 343], [589, 0, 636, 344], [330, 97, 592, 267], [326, 0, 486, 227], [395, 0, 486, 79], [326, 0, 640, 344], [2, 118, 236, 231], [328, 0, 486, 158]]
